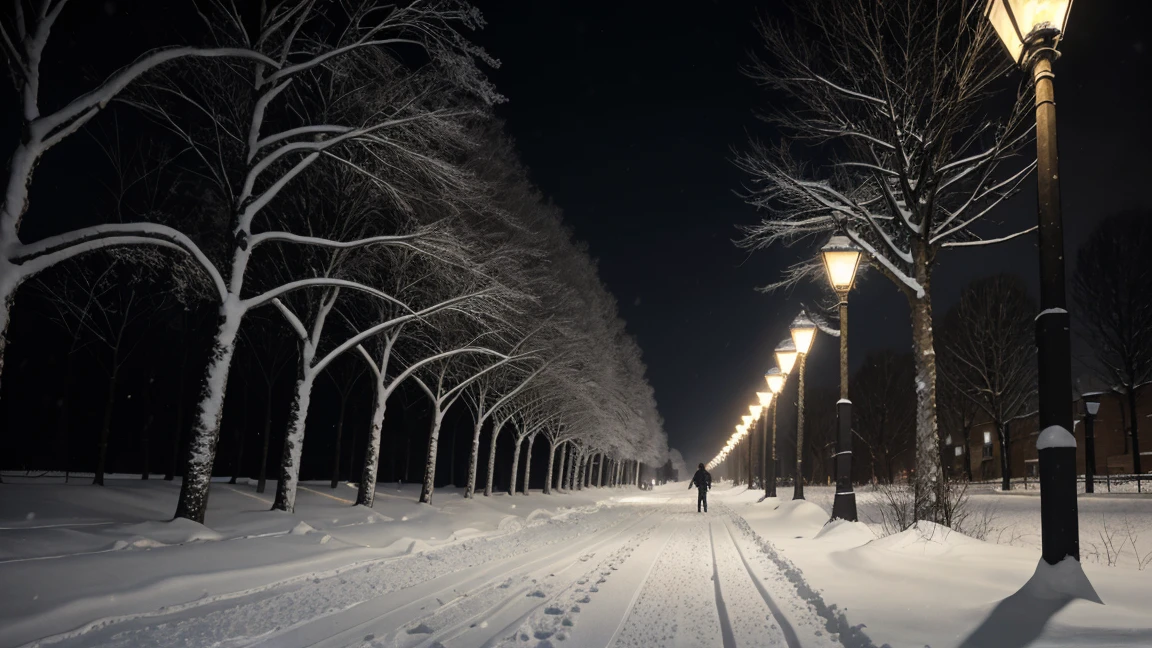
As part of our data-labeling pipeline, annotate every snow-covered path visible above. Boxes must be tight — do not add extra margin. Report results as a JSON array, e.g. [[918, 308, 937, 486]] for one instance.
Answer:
[[18, 489, 852, 648]]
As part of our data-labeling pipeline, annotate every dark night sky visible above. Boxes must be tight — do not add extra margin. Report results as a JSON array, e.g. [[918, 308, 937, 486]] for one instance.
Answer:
[[472, 0, 1152, 467]]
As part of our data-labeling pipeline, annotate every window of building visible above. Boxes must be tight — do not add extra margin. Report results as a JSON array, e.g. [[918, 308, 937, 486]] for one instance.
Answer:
[[984, 431, 992, 444], [955, 446, 963, 457], [945, 435, 952, 446], [982, 431, 993, 460]]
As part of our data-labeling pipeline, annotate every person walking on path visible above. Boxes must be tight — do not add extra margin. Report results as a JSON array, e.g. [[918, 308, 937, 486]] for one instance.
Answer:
[[690, 463, 712, 512]]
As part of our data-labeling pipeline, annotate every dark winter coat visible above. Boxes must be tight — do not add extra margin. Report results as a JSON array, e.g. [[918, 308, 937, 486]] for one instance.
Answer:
[[690, 469, 711, 491]]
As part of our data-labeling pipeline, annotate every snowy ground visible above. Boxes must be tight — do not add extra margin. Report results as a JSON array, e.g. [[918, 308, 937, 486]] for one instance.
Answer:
[[2, 477, 1151, 647]]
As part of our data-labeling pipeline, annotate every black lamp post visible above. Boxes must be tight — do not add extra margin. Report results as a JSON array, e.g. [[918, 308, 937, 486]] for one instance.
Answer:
[[986, 0, 1078, 565], [1084, 396, 1100, 494], [764, 367, 785, 498], [821, 234, 863, 522], [789, 312, 817, 501]]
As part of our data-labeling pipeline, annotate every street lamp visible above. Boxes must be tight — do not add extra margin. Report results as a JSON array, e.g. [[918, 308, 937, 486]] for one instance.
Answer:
[[764, 367, 785, 498], [757, 391, 773, 498], [790, 311, 816, 500], [821, 234, 863, 523], [1083, 395, 1101, 494], [986, 0, 1078, 566], [750, 404, 764, 489]]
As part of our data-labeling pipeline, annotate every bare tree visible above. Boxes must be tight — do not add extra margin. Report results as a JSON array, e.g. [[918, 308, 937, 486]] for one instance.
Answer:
[[938, 275, 1037, 490], [1072, 211, 1152, 474], [736, 0, 1035, 517], [851, 351, 916, 484]]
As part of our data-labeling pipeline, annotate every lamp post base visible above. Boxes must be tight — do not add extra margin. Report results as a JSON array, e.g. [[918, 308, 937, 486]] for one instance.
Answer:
[[831, 399, 857, 522]]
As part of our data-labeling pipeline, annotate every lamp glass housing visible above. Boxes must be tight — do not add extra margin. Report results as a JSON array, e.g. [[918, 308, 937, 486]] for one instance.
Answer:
[[757, 391, 773, 407], [742, 415, 753, 427], [790, 311, 817, 355], [985, 0, 1072, 64], [750, 405, 763, 420], [820, 235, 862, 294], [775, 340, 798, 375], [1085, 401, 1100, 416]]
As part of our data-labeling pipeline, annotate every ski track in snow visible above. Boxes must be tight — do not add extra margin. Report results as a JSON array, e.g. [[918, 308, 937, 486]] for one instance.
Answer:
[[22, 499, 875, 648]]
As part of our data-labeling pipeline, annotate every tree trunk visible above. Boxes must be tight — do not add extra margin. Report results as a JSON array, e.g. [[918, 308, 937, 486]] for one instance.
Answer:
[[94, 360, 120, 487], [964, 426, 974, 482], [908, 250, 943, 521], [256, 383, 273, 494], [1129, 387, 1143, 475], [509, 436, 522, 496], [485, 418, 505, 497], [595, 453, 603, 487], [356, 380, 390, 507], [576, 452, 586, 490], [330, 392, 348, 489], [419, 410, 444, 504], [558, 443, 569, 491], [523, 434, 535, 495], [999, 420, 1012, 491], [175, 304, 244, 523], [273, 372, 317, 512], [465, 417, 484, 498], [544, 439, 556, 495]]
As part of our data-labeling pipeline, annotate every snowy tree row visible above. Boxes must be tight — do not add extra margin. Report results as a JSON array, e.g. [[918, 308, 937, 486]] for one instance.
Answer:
[[0, 1, 669, 517]]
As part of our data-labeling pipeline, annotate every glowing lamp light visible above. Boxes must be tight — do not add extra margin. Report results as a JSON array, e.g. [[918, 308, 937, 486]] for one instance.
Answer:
[[985, 0, 1073, 65], [765, 367, 785, 394], [757, 391, 773, 407], [742, 415, 753, 428], [820, 235, 863, 296], [790, 310, 817, 355], [750, 404, 763, 420], [775, 340, 798, 375]]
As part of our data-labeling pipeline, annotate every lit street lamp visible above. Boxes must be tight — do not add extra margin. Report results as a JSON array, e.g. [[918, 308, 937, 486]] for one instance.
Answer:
[[757, 391, 773, 498], [821, 234, 863, 522], [790, 311, 816, 500], [986, 0, 1079, 565], [750, 405, 763, 488], [742, 415, 754, 486], [1083, 395, 1100, 494], [764, 367, 785, 497]]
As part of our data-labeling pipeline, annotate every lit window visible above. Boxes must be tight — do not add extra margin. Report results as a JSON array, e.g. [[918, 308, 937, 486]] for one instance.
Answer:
[[984, 431, 992, 445], [955, 446, 963, 457], [945, 435, 952, 446]]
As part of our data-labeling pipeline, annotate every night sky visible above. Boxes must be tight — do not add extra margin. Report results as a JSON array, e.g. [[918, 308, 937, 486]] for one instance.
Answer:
[[473, 0, 1152, 467]]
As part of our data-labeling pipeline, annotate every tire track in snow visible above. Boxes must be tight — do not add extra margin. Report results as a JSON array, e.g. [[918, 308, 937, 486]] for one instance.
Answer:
[[718, 503, 884, 648], [708, 522, 738, 648], [719, 520, 802, 648]]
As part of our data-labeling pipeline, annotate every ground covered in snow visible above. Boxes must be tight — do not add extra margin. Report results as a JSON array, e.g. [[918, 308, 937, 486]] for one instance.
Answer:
[[1, 477, 1151, 647]]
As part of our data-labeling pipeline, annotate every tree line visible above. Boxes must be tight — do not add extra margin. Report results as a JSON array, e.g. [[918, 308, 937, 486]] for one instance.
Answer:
[[0, 1, 670, 522]]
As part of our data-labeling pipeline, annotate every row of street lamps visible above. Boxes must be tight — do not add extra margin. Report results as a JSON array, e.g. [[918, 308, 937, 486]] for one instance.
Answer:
[[711, 0, 1082, 564], [706, 234, 864, 522]]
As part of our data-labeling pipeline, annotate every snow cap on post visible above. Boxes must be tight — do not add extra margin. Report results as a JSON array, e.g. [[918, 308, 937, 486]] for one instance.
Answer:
[[1037, 425, 1077, 449]]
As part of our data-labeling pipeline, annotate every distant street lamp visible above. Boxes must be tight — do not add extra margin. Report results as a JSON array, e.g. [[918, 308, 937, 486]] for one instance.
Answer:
[[765, 367, 785, 497], [790, 311, 816, 500], [742, 415, 754, 486], [750, 405, 763, 488], [1084, 395, 1100, 494], [986, 0, 1079, 565], [821, 234, 863, 523], [775, 339, 798, 375], [757, 391, 773, 498]]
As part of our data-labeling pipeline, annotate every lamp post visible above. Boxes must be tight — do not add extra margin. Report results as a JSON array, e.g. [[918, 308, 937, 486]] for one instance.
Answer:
[[790, 311, 817, 500], [986, 0, 1079, 565], [750, 404, 764, 488], [1084, 396, 1100, 494], [741, 416, 753, 487], [757, 391, 772, 498], [821, 234, 863, 522], [765, 368, 785, 497]]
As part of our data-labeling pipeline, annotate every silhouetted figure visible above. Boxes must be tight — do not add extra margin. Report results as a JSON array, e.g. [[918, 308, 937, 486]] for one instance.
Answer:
[[690, 463, 712, 512]]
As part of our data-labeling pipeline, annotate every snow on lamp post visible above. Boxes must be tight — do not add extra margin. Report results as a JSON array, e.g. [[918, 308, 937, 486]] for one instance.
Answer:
[[821, 234, 862, 522], [790, 311, 816, 500], [986, 0, 1079, 566], [765, 367, 785, 497], [1083, 395, 1101, 494]]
